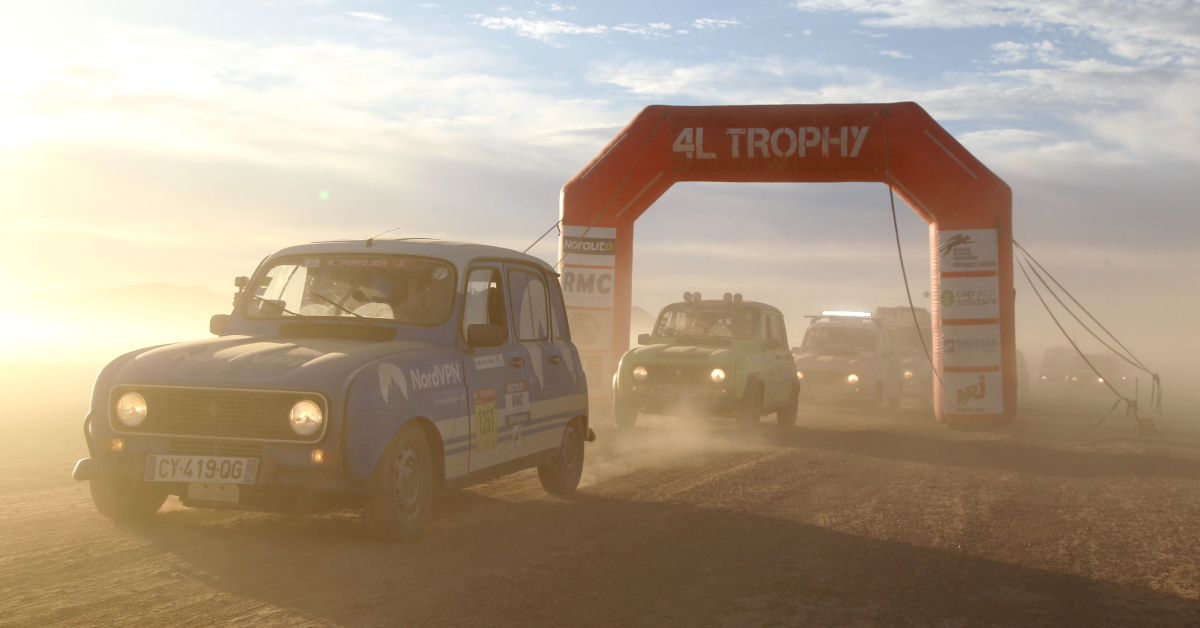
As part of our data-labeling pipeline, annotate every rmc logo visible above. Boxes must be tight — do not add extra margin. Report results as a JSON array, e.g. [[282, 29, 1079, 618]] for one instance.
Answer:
[[673, 126, 871, 160]]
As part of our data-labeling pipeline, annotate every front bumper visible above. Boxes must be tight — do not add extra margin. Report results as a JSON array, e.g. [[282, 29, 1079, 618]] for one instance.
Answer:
[[74, 444, 371, 513], [625, 385, 738, 417]]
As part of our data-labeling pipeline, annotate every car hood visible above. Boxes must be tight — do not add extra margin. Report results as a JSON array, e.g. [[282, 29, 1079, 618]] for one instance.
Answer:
[[629, 344, 735, 362], [110, 335, 441, 390], [793, 351, 868, 369]]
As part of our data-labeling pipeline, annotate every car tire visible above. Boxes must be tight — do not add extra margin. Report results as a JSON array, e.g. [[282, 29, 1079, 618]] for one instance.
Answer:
[[538, 417, 585, 496], [736, 385, 763, 429], [89, 476, 169, 521], [778, 385, 799, 427], [613, 394, 639, 428], [364, 422, 434, 541]]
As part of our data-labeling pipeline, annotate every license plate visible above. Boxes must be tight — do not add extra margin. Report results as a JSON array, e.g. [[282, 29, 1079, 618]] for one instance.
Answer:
[[144, 455, 259, 485], [653, 385, 705, 397]]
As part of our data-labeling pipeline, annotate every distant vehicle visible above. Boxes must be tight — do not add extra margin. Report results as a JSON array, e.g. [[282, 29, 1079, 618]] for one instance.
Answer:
[[792, 311, 903, 410], [1036, 347, 1128, 401], [613, 292, 799, 428], [875, 306, 934, 402], [72, 239, 592, 540]]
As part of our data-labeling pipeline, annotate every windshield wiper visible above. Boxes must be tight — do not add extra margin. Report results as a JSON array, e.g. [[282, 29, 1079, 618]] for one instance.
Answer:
[[251, 295, 306, 318], [308, 291, 365, 318]]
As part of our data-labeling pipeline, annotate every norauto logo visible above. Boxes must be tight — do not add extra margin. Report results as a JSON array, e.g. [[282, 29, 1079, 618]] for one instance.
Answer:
[[673, 125, 871, 160], [563, 236, 616, 255]]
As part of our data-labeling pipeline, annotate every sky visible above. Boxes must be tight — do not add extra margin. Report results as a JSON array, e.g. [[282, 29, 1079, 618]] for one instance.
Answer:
[[1, 1, 1198, 409]]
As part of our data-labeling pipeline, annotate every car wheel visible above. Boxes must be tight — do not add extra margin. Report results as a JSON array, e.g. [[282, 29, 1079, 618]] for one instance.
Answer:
[[89, 476, 169, 521], [364, 422, 434, 541], [736, 384, 764, 429], [778, 385, 799, 427], [538, 417, 585, 496], [613, 393, 639, 428]]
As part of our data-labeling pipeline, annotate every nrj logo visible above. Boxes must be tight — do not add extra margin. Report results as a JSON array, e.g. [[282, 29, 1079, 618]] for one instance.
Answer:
[[955, 374, 987, 406]]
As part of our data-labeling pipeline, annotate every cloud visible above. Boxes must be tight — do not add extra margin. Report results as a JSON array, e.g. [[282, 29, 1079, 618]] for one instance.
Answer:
[[346, 11, 391, 22], [475, 16, 607, 42], [879, 50, 912, 59], [693, 18, 742, 30], [792, 0, 1200, 65]]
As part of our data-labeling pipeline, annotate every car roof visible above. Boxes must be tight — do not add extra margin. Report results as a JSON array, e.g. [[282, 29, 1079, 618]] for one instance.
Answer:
[[264, 238, 557, 275], [665, 299, 783, 314]]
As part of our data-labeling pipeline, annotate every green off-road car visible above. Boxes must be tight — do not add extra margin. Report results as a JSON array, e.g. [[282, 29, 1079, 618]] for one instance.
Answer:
[[613, 293, 800, 428]]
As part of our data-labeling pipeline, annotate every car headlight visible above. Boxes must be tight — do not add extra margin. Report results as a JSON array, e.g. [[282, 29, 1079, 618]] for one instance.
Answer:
[[847, 374, 859, 384], [711, 368, 726, 384], [116, 392, 148, 427], [796, 371, 803, 379], [289, 400, 324, 436], [904, 370, 914, 379], [632, 366, 648, 381]]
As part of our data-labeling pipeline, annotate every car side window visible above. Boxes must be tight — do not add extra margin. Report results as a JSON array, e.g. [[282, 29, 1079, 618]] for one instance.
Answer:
[[548, 276, 571, 340], [770, 313, 786, 347], [508, 269, 549, 342], [775, 314, 789, 347], [462, 268, 508, 342], [760, 313, 772, 342]]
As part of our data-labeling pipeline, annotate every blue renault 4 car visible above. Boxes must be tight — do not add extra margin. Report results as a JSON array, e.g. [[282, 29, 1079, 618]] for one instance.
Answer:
[[73, 239, 592, 540]]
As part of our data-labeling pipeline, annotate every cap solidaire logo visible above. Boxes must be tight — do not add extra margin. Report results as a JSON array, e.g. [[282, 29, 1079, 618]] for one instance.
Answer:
[[940, 289, 955, 308]]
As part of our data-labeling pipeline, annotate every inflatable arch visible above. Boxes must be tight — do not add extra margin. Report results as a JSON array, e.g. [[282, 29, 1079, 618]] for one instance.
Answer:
[[557, 103, 1015, 428]]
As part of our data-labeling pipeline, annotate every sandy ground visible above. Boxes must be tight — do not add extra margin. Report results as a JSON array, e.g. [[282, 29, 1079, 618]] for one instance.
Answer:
[[2, 402, 1198, 628]]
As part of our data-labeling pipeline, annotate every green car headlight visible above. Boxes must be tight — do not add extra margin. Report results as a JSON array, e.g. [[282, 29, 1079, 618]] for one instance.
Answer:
[[710, 368, 726, 384], [632, 366, 648, 381]]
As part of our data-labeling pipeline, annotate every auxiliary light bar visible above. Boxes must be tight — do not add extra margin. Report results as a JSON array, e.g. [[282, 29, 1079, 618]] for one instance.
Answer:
[[822, 310, 873, 318]]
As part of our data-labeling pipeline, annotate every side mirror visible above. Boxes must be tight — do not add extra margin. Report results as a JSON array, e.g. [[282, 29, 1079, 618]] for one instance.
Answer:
[[467, 324, 507, 348], [234, 276, 249, 288], [637, 333, 650, 345], [210, 314, 230, 336], [762, 338, 781, 350]]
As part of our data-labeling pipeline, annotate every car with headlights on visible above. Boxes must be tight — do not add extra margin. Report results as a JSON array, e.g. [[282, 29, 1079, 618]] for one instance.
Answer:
[[792, 311, 903, 410], [612, 292, 799, 428], [72, 239, 592, 540]]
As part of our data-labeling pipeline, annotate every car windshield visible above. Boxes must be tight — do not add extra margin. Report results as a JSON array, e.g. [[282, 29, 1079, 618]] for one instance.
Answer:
[[654, 303, 757, 340], [244, 256, 456, 326], [892, 328, 932, 354], [803, 326, 878, 353]]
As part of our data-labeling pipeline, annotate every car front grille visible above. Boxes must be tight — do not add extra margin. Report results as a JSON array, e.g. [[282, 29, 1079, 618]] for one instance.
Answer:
[[170, 439, 265, 457], [111, 386, 326, 442], [641, 364, 714, 385], [799, 370, 853, 385]]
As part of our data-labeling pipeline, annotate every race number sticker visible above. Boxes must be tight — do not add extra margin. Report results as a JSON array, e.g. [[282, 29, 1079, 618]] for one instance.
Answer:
[[940, 324, 1001, 368], [473, 388, 497, 451], [942, 372, 1003, 415], [937, 229, 998, 272], [938, 276, 1000, 320]]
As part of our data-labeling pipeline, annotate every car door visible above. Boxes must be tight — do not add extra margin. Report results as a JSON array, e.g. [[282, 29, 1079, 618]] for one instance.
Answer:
[[771, 313, 797, 402], [758, 312, 781, 407], [462, 264, 527, 474], [504, 264, 551, 457]]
